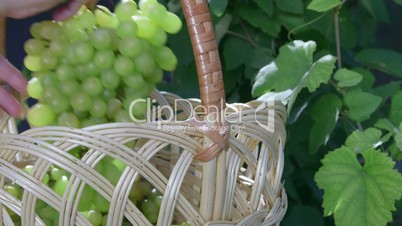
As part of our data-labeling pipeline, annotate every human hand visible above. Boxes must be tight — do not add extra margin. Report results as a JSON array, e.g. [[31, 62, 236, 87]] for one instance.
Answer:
[[1, 0, 98, 21], [0, 56, 27, 118]]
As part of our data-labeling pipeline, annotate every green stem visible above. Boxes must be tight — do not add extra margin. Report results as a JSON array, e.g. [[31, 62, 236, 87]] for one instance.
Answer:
[[287, 12, 329, 40], [334, 9, 342, 68], [226, 30, 259, 48]]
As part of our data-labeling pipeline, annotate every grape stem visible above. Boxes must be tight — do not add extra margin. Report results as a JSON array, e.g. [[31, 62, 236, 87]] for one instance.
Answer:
[[226, 30, 258, 48]]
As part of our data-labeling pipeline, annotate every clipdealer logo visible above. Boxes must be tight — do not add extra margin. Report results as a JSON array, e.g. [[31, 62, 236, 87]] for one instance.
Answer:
[[128, 98, 275, 133]]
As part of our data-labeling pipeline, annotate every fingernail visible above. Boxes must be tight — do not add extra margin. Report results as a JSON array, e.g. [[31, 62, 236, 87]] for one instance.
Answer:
[[18, 110, 25, 120]]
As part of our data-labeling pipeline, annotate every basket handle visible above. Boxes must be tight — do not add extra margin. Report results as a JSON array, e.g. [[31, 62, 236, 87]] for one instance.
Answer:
[[180, 0, 229, 161], [0, 17, 5, 56]]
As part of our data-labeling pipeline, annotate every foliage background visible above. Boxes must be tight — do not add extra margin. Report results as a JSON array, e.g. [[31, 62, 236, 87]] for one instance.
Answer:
[[5, 0, 402, 225]]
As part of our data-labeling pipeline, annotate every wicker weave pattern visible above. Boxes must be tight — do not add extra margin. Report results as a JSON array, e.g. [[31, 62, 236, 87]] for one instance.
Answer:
[[1, 91, 288, 225], [0, 0, 288, 225]]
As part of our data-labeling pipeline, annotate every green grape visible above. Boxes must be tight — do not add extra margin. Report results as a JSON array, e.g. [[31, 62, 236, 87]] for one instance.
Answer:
[[114, 110, 132, 122], [132, 15, 157, 39], [29, 22, 42, 39], [129, 178, 143, 203], [82, 117, 107, 127], [90, 28, 116, 50], [102, 162, 121, 185], [102, 89, 117, 99], [146, 3, 167, 26], [50, 38, 69, 57], [94, 50, 115, 69], [115, 0, 138, 21], [24, 55, 42, 72], [24, 38, 45, 56], [42, 173, 50, 184], [95, 6, 119, 28], [62, 17, 82, 39], [114, 55, 134, 76], [65, 45, 80, 65], [139, 181, 153, 197], [147, 27, 167, 47], [154, 46, 178, 71], [37, 205, 59, 223], [82, 77, 103, 96], [144, 67, 163, 84], [180, 222, 192, 226], [27, 77, 43, 99], [41, 87, 60, 104], [85, 210, 103, 226], [56, 64, 76, 81], [70, 91, 92, 111], [4, 184, 21, 199], [123, 73, 145, 89], [61, 80, 80, 95], [160, 12, 182, 34], [111, 159, 125, 172], [38, 20, 61, 40], [141, 199, 158, 223], [134, 52, 155, 75], [100, 69, 120, 90], [148, 188, 162, 201], [93, 193, 110, 213], [46, 92, 70, 113], [79, 9, 96, 31], [106, 98, 123, 119], [53, 175, 69, 196], [23, 165, 33, 174], [58, 112, 80, 128], [73, 41, 94, 63], [101, 214, 108, 226], [116, 20, 138, 38], [27, 103, 56, 127], [118, 36, 142, 57], [50, 167, 69, 181], [74, 110, 90, 120], [78, 186, 95, 211], [84, 61, 102, 76], [154, 195, 162, 209], [76, 65, 91, 81], [90, 98, 108, 117], [40, 49, 59, 70], [36, 199, 47, 210], [139, 0, 158, 11], [40, 71, 58, 87]]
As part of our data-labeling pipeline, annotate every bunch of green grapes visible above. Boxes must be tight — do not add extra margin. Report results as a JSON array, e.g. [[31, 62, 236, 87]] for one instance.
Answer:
[[4, 146, 191, 225], [24, 0, 181, 128]]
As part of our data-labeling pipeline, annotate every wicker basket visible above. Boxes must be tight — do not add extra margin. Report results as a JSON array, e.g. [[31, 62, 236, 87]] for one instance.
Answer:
[[0, 0, 288, 225]]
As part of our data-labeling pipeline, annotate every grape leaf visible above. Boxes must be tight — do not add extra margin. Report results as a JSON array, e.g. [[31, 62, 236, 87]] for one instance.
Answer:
[[345, 128, 382, 153], [344, 89, 382, 122], [372, 81, 401, 101], [274, 0, 304, 14], [394, 0, 402, 5], [390, 92, 402, 126], [239, 5, 281, 37], [315, 147, 402, 226], [252, 40, 336, 111], [334, 68, 363, 87], [356, 48, 402, 78], [361, 0, 390, 23], [375, 118, 397, 133], [209, 0, 228, 17], [215, 13, 232, 44], [305, 55, 337, 92], [307, 0, 342, 12], [222, 37, 254, 70], [309, 94, 342, 154], [253, 0, 274, 16]]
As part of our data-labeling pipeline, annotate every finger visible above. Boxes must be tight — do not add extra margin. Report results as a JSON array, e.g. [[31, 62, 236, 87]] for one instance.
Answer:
[[0, 56, 27, 94], [53, 0, 86, 21], [0, 86, 22, 118], [6, 1, 62, 19]]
